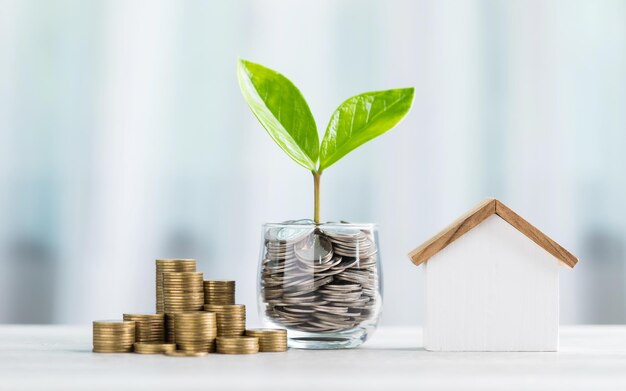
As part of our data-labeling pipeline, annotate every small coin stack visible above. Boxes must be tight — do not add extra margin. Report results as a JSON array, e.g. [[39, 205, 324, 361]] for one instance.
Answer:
[[245, 329, 288, 352], [134, 342, 176, 354], [203, 280, 235, 305], [174, 312, 217, 353], [261, 225, 379, 333], [93, 321, 136, 353], [205, 304, 246, 337], [163, 272, 204, 342], [156, 259, 196, 313], [123, 313, 165, 343], [216, 336, 259, 354]]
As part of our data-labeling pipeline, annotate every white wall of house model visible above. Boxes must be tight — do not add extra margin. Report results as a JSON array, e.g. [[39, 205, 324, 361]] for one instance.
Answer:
[[409, 199, 578, 352]]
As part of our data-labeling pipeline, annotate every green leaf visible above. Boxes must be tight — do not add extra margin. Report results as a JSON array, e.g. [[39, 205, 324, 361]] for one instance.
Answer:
[[319, 88, 414, 170], [237, 59, 319, 170]]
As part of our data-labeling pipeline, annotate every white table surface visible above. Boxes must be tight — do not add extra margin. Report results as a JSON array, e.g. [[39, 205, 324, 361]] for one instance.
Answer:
[[1, 325, 625, 391]]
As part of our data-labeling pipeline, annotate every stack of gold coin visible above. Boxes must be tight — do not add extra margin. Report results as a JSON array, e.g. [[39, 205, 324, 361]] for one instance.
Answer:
[[163, 272, 204, 313], [93, 320, 136, 353], [174, 312, 217, 353], [203, 280, 235, 305], [204, 304, 246, 337], [123, 314, 165, 343], [245, 329, 288, 352], [165, 313, 176, 343], [133, 342, 176, 354], [216, 336, 259, 354], [155, 259, 196, 313]]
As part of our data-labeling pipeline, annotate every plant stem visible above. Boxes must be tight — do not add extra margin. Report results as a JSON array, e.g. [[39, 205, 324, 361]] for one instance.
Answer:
[[313, 171, 322, 224]]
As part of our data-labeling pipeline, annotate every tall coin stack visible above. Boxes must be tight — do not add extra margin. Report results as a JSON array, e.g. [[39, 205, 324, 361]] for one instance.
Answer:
[[204, 304, 246, 337], [174, 312, 217, 353], [123, 313, 165, 343], [203, 280, 235, 305], [245, 329, 288, 352], [216, 336, 259, 354], [156, 259, 196, 313], [92, 321, 136, 353], [163, 272, 204, 342]]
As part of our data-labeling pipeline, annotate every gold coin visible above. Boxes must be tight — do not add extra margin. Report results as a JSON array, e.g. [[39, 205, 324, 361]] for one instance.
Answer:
[[204, 294, 235, 298], [166, 298, 204, 302], [216, 312, 245, 317], [163, 293, 204, 297], [92, 331, 135, 336], [174, 321, 216, 326], [164, 350, 208, 357], [163, 272, 203, 277], [176, 337, 216, 342], [93, 330, 135, 335], [123, 313, 164, 319], [175, 312, 216, 318], [93, 320, 135, 326], [216, 341, 258, 347], [175, 333, 216, 338], [217, 350, 257, 354], [133, 343, 175, 354], [204, 305, 245, 313], [156, 259, 196, 263], [177, 342, 213, 348], [92, 336, 135, 341], [93, 330, 135, 336], [92, 334, 135, 338], [217, 326, 246, 330], [163, 291, 203, 294], [204, 287, 235, 290], [217, 336, 258, 344]]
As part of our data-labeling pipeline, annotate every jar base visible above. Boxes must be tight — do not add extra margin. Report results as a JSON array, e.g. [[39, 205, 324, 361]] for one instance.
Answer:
[[287, 328, 368, 349]]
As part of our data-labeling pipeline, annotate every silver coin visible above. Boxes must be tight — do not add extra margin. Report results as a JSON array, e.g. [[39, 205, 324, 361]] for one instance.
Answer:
[[266, 225, 315, 243], [294, 234, 333, 263]]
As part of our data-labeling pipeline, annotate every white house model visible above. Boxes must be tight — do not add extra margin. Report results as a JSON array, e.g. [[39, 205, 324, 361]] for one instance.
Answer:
[[408, 199, 578, 352]]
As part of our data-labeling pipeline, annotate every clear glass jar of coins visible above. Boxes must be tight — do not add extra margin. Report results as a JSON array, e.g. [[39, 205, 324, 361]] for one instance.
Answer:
[[257, 220, 383, 349]]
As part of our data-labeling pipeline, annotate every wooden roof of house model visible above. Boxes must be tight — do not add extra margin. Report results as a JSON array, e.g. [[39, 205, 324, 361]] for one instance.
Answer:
[[408, 198, 579, 268]]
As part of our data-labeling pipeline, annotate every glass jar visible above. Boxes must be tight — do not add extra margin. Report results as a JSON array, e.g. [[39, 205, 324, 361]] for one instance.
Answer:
[[257, 220, 383, 349]]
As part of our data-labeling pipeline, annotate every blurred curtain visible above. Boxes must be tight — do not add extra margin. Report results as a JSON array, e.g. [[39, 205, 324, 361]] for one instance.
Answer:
[[1, 0, 625, 324]]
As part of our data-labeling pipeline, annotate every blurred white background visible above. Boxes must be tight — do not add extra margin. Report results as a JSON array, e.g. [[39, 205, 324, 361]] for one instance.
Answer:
[[1, 0, 625, 326]]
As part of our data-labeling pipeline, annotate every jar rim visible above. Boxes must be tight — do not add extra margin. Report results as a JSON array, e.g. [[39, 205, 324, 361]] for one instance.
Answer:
[[262, 221, 378, 229]]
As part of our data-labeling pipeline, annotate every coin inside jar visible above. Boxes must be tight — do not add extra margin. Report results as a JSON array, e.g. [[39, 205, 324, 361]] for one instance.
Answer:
[[261, 224, 379, 333]]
